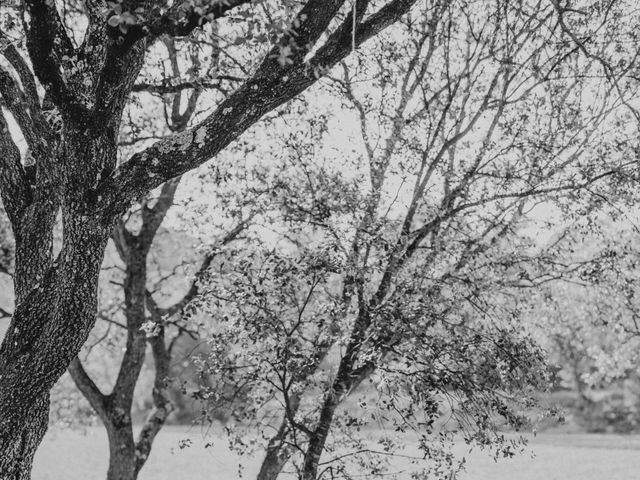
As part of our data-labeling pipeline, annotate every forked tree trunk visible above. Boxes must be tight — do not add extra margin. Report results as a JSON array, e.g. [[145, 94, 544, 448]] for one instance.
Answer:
[[69, 224, 177, 480], [257, 351, 335, 480]]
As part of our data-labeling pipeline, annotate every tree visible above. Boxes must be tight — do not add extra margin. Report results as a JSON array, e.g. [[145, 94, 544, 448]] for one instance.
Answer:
[[0, 1, 422, 477], [70, 201, 251, 480], [191, 1, 639, 478], [63, 32, 267, 480], [515, 0, 640, 432], [523, 210, 640, 432]]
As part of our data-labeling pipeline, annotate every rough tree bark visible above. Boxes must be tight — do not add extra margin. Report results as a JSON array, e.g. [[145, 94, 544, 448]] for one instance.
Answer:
[[66, 38, 206, 479], [0, 1, 419, 477]]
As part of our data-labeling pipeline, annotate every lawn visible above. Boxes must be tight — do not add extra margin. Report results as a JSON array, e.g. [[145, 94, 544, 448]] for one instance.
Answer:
[[33, 426, 640, 480]]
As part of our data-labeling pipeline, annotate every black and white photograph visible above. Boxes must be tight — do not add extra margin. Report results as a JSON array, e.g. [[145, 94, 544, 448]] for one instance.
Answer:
[[1, 1, 640, 479]]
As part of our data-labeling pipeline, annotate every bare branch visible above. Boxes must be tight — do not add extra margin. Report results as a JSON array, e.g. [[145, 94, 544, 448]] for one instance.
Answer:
[[161, 36, 203, 132], [549, 0, 640, 123], [0, 32, 44, 127], [138, 177, 181, 250]]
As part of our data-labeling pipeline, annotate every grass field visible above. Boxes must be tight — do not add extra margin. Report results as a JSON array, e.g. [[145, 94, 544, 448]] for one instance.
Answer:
[[32, 426, 640, 479]]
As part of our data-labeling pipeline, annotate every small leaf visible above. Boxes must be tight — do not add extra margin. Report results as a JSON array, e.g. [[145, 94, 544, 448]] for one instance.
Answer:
[[107, 14, 121, 27]]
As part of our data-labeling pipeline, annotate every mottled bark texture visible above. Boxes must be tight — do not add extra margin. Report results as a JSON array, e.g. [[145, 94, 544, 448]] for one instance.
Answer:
[[0, 1, 419, 478]]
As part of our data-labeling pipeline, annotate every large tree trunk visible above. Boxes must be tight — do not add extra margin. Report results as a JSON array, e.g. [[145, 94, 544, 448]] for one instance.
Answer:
[[0, 278, 106, 479], [0, 393, 49, 480], [0, 207, 111, 478]]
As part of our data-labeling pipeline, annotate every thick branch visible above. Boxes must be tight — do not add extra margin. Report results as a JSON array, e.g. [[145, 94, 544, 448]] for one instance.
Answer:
[[138, 178, 181, 250], [23, 0, 86, 117], [0, 111, 30, 225], [99, 0, 419, 216], [68, 357, 110, 421], [0, 33, 44, 127], [122, 0, 253, 42], [270, 0, 349, 66]]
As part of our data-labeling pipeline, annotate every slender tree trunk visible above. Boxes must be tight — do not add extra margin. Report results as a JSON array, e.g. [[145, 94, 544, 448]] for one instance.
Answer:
[[300, 308, 371, 480], [257, 346, 339, 480], [134, 329, 173, 469], [104, 249, 148, 480], [301, 395, 341, 480], [257, 417, 294, 480], [70, 217, 178, 480], [257, 392, 303, 480], [106, 422, 138, 480]]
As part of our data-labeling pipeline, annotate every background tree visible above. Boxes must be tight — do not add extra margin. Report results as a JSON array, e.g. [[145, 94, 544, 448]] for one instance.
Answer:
[[0, 1, 422, 477], [537, 0, 640, 434], [522, 209, 640, 433], [62, 32, 265, 480]]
